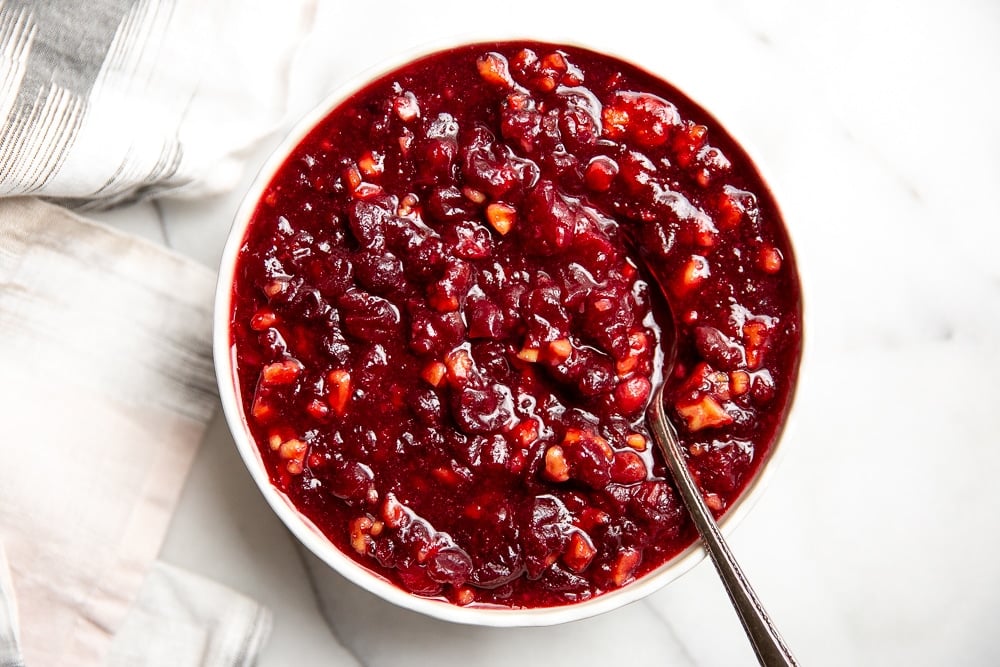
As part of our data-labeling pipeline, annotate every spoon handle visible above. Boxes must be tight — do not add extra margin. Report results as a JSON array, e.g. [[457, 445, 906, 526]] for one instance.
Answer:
[[649, 385, 799, 667]]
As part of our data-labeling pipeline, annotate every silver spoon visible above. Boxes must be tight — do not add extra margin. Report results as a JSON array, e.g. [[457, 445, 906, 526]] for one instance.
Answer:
[[647, 383, 799, 666]]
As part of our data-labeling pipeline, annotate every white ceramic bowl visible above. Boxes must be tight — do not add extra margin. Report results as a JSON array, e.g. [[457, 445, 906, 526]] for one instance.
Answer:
[[214, 38, 800, 627]]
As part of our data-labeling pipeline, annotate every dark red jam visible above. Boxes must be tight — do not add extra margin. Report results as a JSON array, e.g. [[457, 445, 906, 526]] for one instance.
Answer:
[[230, 41, 802, 608]]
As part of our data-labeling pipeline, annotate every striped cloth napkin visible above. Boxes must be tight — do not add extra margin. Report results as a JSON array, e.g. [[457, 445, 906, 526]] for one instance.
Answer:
[[0, 199, 271, 667], [0, 0, 311, 207], [0, 0, 314, 665]]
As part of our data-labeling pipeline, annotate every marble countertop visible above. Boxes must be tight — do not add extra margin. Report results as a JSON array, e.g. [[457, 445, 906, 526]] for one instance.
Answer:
[[90, 1, 1000, 664]]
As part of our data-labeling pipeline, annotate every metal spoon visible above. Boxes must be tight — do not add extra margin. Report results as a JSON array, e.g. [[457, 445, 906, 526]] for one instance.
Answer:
[[647, 383, 799, 666]]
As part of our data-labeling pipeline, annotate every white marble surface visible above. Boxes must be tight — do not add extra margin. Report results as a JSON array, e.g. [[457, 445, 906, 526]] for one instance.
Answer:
[[90, 0, 1000, 664]]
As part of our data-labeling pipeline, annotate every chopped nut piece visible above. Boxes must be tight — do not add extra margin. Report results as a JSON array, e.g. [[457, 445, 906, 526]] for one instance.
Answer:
[[743, 320, 767, 347], [512, 418, 539, 447], [709, 369, 733, 401], [462, 187, 486, 204], [616, 331, 649, 375], [717, 191, 743, 229], [398, 192, 419, 216], [279, 438, 306, 461], [327, 369, 352, 415], [382, 493, 407, 528], [676, 395, 733, 431], [516, 347, 539, 363], [730, 370, 750, 396], [350, 516, 374, 555], [343, 164, 362, 191], [427, 289, 460, 313], [615, 354, 638, 376], [444, 348, 473, 385], [263, 280, 286, 298], [486, 202, 516, 235], [541, 51, 567, 72], [602, 106, 630, 139], [612, 548, 641, 586], [742, 321, 770, 369], [593, 298, 614, 312], [454, 586, 476, 606], [704, 493, 724, 512], [393, 91, 420, 121], [628, 330, 650, 353], [547, 338, 572, 362], [672, 123, 708, 167], [476, 52, 511, 86], [251, 397, 273, 422], [306, 398, 330, 419], [530, 73, 557, 92], [679, 361, 729, 399], [261, 359, 302, 385], [421, 361, 448, 387], [358, 150, 384, 177], [626, 433, 647, 451], [681, 255, 710, 290], [758, 245, 783, 274], [250, 309, 277, 330], [415, 540, 434, 563], [543, 445, 570, 482], [562, 531, 597, 573]]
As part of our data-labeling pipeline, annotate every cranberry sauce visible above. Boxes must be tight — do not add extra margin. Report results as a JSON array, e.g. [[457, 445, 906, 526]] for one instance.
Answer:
[[230, 42, 802, 609]]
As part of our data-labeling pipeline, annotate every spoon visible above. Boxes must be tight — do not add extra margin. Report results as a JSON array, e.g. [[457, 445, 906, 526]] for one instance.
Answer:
[[647, 382, 799, 667]]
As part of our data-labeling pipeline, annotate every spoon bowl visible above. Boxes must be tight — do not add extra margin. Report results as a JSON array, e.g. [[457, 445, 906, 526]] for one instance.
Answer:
[[215, 36, 804, 626]]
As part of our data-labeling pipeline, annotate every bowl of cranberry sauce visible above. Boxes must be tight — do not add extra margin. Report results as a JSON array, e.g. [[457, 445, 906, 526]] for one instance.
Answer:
[[216, 40, 802, 624]]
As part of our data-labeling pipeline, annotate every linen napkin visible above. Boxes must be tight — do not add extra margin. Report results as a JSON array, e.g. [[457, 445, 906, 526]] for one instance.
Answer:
[[0, 0, 312, 207], [0, 198, 265, 666], [106, 562, 271, 667], [0, 0, 316, 663]]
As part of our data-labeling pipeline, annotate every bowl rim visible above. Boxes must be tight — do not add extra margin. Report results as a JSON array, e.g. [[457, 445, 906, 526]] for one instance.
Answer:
[[213, 35, 803, 627]]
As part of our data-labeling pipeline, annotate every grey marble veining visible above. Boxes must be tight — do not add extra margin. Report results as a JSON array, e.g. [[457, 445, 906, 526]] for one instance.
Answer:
[[301, 547, 698, 667], [89, 0, 1000, 664]]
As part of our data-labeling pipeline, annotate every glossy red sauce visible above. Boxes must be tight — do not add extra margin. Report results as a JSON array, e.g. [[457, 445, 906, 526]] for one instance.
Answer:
[[230, 41, 801, 608]]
